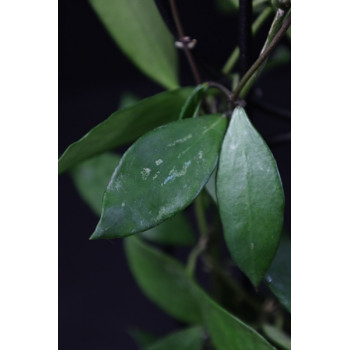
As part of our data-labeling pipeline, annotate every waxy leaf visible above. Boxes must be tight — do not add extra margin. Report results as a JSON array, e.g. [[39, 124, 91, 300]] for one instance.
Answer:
[[265, 234, 291, 312], [124, 237, 202, 324], [217, 107, 284, 286], [147, 327, 204, 350], [91, 114, 227, 239], [194, 286, 276, 350], [179, 84, 207, 120], [59, 88, 193, 174], [126, 236, 276, 349], [262, 324, 291, 350], [71, 153, 195, 246], [89, 0, 178, 89]]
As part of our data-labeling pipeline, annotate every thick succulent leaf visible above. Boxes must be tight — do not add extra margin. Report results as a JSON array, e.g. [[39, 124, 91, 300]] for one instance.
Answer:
[[89, 0, 178, 89], [179, 84, 207, 119], [71, 152, 195, 246], [262, 324, 291, 350], [91, 114, 227, 239], [126, 236, 275, 349], [124, 236, 202, 324], [194, 286, 276, 350], [58, 88, 192, 174], [265, 235, 291, 312], [217, 107, 285, 286], [147, 327, 204, 350]]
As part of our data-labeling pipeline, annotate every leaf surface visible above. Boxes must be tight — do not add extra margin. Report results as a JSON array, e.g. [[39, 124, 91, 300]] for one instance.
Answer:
[[124, 236, 202, 324], [265, 234, 291, 311], [217, 107, 285, 286], [89, 0, 178, 89], [147, 327, 204, 350], [179, 84, 207, 119], [59, 88, 192, 174], [91, 114, 227, 239], [71, 153, 195, 246], [126, 236, 276, 349], [194, 286, 276, 350], [262, 324, 291, 350]]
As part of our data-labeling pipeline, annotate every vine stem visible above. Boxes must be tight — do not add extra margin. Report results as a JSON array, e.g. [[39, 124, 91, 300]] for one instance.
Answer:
[[232, 12, 291, 102], [222, 6, 273, 75], [169, 0, 202, 85]]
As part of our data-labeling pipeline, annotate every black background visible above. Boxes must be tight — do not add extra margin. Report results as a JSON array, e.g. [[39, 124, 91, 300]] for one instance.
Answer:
[[59, 1, 290, 349]]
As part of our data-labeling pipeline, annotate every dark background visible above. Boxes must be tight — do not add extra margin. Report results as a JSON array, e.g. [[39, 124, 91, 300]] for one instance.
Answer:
[[59, 1, 290, 349]]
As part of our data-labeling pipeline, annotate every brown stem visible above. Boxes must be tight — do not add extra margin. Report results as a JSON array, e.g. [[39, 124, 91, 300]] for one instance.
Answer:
[[169, 0, 202, 85]]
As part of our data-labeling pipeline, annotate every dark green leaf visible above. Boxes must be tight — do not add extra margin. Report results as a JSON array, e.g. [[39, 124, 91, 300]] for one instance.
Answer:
[[124, 236, 202, 324], [58, 88, 193, 174], [262, 324, 291, 350], [126, 236, 276, 349], [71, 153, 122, 216], [205, 167, 217, 203], [179, 84, 207, 119], [91, 114, 227, 239], [217, 107, 285, 286], [194, 285, 276, 350], [71, 152, 195, 246], [89, 0, 178, 89], [128, 328, 158, 349], [118, 93, 139, 109], [147, 327, 204, 350], [141, 213, 195, 246], [265, 235, 291, 312]]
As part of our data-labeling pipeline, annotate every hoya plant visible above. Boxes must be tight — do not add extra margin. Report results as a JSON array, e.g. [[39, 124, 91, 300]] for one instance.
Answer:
[[59, 0, 291, 349]]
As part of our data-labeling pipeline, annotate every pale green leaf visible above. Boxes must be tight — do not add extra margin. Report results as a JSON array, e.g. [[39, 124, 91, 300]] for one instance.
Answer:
[[89, 0, 178, 89], [262, 324, 291, 350], [217, 107, 285, 286]]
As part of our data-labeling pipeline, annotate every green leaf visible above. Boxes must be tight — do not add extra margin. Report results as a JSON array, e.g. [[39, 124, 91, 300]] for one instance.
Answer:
[[124, 236, 202, 324], [217, 107, 285, 286], [71, 152, 195, 246], [58, 88, 193, 174], [147, 327, 204, 350], [118, 93, 139, 109], [179, 84, 207, 120], [194, 286, 276, 350], [262, 324, 291, 350], [91, 114, 227, 239], [141, 213, 195, 246], [205, 167, 217, 203], [89, 0, 178, 89], [265, 234, 291, 312], [71, 153, 122, 216], [128, 328, 158, 349], [126, 236, 276, 349]]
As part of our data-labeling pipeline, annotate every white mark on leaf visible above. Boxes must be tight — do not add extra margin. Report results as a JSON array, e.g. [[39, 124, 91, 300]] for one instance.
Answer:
[[167, 134, 192, 147], [162, 161, 191, 185], [155, 159, 163, 166], [121, 202, 125, 207], [152, 170, 160, 180], [141, 168, 151, 180], [250, 242, 255, 250]]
